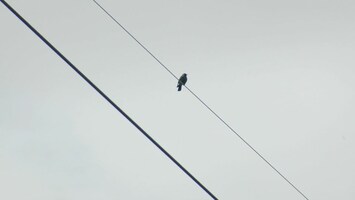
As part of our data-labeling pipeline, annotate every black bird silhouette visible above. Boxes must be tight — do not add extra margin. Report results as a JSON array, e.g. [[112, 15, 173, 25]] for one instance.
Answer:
[[177, 73, 187, 91]]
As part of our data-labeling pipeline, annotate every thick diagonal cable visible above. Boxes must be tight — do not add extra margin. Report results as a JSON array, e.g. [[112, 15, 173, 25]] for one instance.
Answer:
[[91, 1, 310, 199], [0, 1, 218, 199]]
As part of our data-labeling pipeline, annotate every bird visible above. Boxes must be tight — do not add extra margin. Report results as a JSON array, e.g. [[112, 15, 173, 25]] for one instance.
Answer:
[[177, 73, 187, 91]]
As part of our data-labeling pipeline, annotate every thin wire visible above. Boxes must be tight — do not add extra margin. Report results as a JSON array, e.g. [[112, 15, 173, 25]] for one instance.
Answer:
[[91, 1, 310, 199], [0, 1, 218, 199], [92, 0, 178, 81], [185, 87, 309, 199]]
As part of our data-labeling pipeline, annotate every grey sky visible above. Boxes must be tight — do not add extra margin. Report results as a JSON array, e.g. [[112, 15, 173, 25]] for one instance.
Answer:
[[1, 0, 355, 199]]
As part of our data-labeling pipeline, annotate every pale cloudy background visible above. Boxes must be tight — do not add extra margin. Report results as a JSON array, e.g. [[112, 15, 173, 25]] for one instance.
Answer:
[[1, 0, 354, 199]]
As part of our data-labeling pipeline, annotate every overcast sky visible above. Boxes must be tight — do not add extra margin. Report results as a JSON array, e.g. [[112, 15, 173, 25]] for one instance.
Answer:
[[1, 0, 355, 199]]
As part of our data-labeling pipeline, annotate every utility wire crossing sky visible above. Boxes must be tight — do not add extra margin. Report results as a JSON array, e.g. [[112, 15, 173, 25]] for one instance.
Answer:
[[92, 0, 309, 199], [0, 0, 217, 199]]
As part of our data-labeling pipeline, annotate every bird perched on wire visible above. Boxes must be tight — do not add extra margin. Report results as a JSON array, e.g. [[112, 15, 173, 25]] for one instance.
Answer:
[[177, 73, 188, 91]]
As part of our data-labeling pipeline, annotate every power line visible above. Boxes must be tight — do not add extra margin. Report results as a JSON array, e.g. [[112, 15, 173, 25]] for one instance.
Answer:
[[92, 0, 179, 81], [91, 1, 310, 199], [0, 1, 218, 199]]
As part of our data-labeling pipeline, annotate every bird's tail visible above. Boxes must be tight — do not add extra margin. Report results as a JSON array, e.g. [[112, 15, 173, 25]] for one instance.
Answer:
[[177, 85, 182, 91]]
